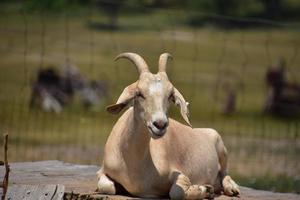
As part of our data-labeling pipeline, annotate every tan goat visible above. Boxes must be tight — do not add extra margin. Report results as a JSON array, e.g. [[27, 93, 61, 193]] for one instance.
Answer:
[[97, 53, 240, 199]]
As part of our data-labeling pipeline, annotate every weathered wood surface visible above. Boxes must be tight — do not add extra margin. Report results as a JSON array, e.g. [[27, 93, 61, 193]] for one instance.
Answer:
[[0, 161, 98, 194], [0, 160, 299, 200], [5, 184, 65, 200]]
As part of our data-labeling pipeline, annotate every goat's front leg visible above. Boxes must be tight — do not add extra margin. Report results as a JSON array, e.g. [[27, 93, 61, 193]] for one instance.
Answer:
[[96, 168, 116, 195], [169, 173, 214, 200]]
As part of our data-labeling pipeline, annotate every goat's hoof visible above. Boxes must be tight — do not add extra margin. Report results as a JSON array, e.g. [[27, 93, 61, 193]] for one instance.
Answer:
[[223, 176, 240, 197], [97, 175, 116, 195], [204, 185, 215, 199]]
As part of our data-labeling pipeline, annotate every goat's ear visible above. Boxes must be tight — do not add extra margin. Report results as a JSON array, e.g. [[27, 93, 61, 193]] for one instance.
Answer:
[[106, 82, 137, 114], [172, 87, 192, 127]]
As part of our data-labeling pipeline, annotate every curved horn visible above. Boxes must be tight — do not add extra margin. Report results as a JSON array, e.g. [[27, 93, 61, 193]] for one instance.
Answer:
[[115, 52, 149, 74], [158, 53, 173, 72]]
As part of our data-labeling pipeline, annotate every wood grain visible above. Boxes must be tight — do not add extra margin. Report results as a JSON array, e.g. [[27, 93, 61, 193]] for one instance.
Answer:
[[5, 184, 64, 200], [0, 161, 299, 200]]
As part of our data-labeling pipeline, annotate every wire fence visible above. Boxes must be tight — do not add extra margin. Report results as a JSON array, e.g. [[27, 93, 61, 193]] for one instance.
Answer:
[[0, 2, 300, 193]]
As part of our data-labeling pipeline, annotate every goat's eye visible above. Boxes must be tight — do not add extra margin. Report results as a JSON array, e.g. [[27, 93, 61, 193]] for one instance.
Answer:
[[137, 92, 145, 99]]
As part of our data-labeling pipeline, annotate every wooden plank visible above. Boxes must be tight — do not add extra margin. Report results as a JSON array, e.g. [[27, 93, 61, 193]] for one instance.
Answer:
[[5, 184, 64, 200], [0, 161, 98, 194], [31, 185, 57, 200], [51, 185, 65, 200], [1, 161, 299, 200], [6, 185, 37, 200]]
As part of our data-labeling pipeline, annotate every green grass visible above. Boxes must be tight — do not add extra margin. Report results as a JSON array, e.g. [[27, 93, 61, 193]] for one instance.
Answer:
[[236, 174, 300, 193], [0, 5, 299, 193]]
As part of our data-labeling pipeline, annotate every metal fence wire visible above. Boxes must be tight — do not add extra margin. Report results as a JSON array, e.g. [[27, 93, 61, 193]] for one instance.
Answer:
[[0, 1, 299, 193]]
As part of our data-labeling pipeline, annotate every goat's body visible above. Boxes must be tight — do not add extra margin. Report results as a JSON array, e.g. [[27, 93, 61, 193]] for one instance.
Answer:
[[100, 107, 226, 197], [98, 52, 239, 199]]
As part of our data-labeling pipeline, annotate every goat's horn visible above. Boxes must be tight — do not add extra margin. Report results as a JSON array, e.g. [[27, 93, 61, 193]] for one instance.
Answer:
[[115, 53, 149, 74], [158, 53, 173, 72]]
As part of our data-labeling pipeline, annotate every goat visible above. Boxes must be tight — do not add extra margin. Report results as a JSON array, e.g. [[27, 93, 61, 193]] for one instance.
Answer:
[[264, 60, 300, 116], [29, 68, 69, 113], [97, 53, 240, 199]]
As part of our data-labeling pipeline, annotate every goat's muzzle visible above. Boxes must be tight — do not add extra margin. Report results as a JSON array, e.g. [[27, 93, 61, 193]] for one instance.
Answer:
[[147, 118, 168, 139]]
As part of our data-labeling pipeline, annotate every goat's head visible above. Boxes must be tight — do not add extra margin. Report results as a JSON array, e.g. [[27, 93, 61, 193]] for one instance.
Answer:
[[107, 53, 191, 139]]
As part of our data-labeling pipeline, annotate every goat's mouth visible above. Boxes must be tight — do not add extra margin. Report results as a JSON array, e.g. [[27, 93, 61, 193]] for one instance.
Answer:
[[147, 125, 166, 139]]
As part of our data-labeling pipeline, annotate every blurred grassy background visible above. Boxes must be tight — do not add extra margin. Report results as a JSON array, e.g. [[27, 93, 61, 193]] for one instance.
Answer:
[[0, 0, 300, 193]]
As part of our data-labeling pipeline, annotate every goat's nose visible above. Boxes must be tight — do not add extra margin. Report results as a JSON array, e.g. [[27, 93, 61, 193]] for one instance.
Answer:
[[153, 120, 168, 130]]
